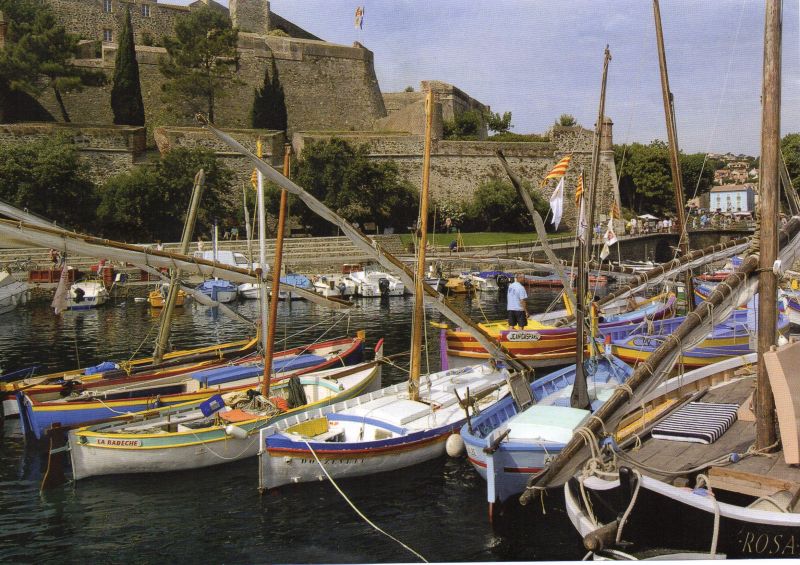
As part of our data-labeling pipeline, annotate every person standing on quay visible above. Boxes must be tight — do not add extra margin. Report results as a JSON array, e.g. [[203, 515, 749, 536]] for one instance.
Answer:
[[507, 273, 529, 330]]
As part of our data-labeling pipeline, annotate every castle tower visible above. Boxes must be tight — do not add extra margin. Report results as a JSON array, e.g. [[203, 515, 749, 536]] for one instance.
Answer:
[[230, 0, 270, 35]]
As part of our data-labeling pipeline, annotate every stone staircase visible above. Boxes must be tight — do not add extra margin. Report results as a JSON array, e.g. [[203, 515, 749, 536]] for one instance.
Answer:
[[0, 234, 407, 274]]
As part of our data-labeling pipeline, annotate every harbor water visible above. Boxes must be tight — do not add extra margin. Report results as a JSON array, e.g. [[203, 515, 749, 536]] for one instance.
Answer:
[[0, 288, 591, 563]]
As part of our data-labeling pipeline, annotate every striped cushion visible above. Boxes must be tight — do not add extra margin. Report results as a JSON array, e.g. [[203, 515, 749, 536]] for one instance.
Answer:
[[651, 402, 739, 444]]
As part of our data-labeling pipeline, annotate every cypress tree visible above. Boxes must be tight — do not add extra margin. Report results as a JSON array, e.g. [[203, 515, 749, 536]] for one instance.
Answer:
[[111, 7, 145, 126], [251, 57, 287, 130]]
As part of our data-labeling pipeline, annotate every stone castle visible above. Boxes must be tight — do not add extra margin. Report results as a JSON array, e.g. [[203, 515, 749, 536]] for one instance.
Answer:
[[0, 0, 620, 228]]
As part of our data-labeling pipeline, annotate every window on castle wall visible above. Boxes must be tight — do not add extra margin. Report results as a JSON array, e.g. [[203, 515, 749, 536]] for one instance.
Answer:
[[103, 0, 112, 13], [103, 29, 113, 42], [142, 4, 150, 17]]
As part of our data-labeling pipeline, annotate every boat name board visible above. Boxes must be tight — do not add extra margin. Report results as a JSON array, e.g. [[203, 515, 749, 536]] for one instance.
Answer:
[[505, 331, 541, 342], [94, 438, 143, 447], [739, 530, 799, 557]]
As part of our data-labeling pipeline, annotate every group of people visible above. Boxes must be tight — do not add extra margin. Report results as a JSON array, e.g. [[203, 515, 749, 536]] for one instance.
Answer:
[[623, 217, 676, 235]]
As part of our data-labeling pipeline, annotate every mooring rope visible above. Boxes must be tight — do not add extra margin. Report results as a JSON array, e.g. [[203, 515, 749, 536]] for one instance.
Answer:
[[302, 439, 429, 563]]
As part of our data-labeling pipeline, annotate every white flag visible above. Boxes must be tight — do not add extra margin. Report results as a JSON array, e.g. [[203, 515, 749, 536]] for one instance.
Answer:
[[603, 217, 618, 246], [51, 262, 70, 315], [549, 177, 565, 229], [600, 243, 611, 260], [576, 195, 587, 244]]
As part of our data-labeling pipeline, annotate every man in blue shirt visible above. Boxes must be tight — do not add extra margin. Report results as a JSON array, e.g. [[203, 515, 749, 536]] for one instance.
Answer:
[[507, 273, 529, 329]]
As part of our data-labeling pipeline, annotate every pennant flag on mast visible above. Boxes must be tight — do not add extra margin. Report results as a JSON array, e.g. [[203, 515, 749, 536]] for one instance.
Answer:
[[604, 216, 618, 246], [541, 154, 572, 187], [576, 171, 587, 243], [354, 6, 364, 29], [51, 260, 70, 315], [574, 172, 584, 206], [549, 177, 565, 229], [610, 200, 621, 220]]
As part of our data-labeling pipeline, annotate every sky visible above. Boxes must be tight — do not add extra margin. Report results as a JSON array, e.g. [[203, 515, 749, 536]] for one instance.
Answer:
[[172, 0, 800, 156]]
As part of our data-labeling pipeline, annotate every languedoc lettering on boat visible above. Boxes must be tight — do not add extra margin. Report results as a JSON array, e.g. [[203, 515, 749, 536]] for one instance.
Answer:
[[95, 438, 143, 447], [506, 331, 541, 342]]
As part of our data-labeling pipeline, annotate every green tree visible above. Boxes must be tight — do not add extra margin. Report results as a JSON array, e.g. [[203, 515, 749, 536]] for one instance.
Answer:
[[486, 111, 512, 134], [251, 57, 287, 130], [781, 133, 800, 190], [680, 153, 717, 201], [0, 135, 97, 230], [159, 6, 239, 123], [0, 0, 105, 122], [464, 179, 548, 232], [442, 109, 483, 140], [98, 148, 236, 242], [111, 6, 145, 126], [557, 114, 577, 127], [292, 138, 418, 235], [615, 141, 672, 214]]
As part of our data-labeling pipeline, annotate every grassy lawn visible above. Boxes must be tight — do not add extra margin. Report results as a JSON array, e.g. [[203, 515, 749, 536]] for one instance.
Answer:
[[399, 232, 543, 248]]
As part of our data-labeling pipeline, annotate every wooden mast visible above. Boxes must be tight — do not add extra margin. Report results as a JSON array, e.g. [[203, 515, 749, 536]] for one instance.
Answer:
[[409, 91, 434, 401], [573, 45, 611, 410], [653, 0, 694, 307], [153, 169, 205, 364], [756, 0, 781, 449], [262, 144, 292, 398], [256, 140, 271, 397]]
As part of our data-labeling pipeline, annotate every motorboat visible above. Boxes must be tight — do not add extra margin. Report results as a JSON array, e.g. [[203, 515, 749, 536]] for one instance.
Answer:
[[0, 270, 28, 315], [348, 270, 405, 297], [68, 280, 109, 310]]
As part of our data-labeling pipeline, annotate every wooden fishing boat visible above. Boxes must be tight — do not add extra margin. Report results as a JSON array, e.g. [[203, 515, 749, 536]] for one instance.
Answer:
[[67, 356, 382, 480], [443, 293, 675, 369], [461, 354, 633, 519], [562, 350, 800, 559], [1, 336, 259, 418], [609, 309, 790, 368], [18, 335, 365, 439], [258, 362, 508, 490]]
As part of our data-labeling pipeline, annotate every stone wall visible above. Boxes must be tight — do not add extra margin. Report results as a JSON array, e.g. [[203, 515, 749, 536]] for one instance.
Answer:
[[293, 121, 620, 230], [32, 34, 386, 141], [154, 125, 285, 187], [0, 122, 146, 182], [46, 0, 189, 46]]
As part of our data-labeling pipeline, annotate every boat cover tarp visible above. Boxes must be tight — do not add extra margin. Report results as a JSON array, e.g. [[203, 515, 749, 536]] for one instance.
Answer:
[[196, 353, 326, 387]]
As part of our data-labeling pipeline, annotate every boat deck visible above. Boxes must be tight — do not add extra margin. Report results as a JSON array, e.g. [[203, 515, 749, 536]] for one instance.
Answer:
[[623, 375, 800, 496]]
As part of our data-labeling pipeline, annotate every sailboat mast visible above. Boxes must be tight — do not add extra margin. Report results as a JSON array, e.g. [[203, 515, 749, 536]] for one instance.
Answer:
[[573, 46, 611, 410], [262, 145, 291, 398], [653, 0, 694, 305], [261, 143, 292, 398], [153, 170, 205, 364], [756, 0, 781, 450], [409, 91, 434, 401], [256, 140, 270, 396]]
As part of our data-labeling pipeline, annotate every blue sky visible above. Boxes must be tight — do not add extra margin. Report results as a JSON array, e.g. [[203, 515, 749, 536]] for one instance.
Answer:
[[176, 1, 800, 156]]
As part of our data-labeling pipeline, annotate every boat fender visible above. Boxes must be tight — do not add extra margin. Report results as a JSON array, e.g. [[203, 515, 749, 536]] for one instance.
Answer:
[[728, 452, 741, 463], [446, 433, 465, 457], [691, 487, 713, 497], [225, 424, 248, 440]]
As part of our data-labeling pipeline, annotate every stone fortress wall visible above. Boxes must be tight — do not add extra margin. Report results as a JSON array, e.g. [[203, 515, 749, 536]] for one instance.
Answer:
[[34, 0, 386, 135], [3, 0, 620, 228]]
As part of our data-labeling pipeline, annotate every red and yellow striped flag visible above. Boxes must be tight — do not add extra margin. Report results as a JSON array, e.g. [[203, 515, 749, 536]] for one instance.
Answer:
[[251, 168, 258, 190], [541, 154, 572, 186], [574, 172, 584, 205], [610, 200, 621, 219]]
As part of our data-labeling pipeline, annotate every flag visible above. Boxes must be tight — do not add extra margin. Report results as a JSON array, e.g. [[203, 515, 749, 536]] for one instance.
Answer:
[[354, 6, 364, 29], [549, 177, 565, 229], [577, 194, 587, 244], [610, 200, 621, 220], [603, 217, 618, 246], [51, 261, 70, 315], [250, 168, 258, 190], [600, 243, 611, 260], [574, 172, 584, 206], [541, 154, 572, 187]]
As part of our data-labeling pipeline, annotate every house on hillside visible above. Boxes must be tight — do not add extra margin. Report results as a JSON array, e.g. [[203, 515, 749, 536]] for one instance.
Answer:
[[709, 184, 756, 213]]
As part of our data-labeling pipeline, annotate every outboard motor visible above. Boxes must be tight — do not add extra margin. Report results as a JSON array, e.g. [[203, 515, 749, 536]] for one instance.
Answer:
[[337, 282, 347, 295], [378, 277, 390, 296], [463, 278, 473, 293], [496, 274, 510, 292]]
